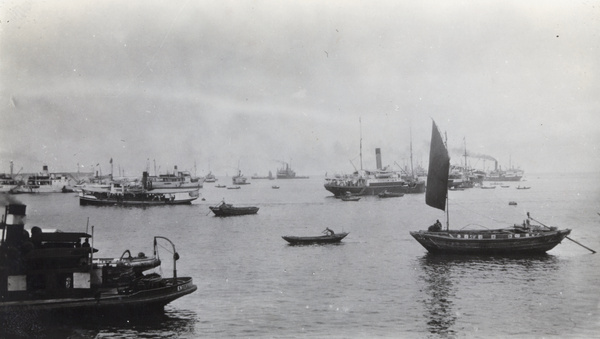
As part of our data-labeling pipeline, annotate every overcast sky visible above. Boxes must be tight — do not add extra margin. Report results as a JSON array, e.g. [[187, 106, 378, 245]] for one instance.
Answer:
[[1, 1, 598, 178]]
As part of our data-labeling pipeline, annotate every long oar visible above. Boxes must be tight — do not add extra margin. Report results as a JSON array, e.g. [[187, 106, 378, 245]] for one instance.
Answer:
[[528, 212, 596, 254]]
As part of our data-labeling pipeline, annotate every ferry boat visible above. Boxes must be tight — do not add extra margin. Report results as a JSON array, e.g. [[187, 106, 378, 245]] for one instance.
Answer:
[[484, 161, 524, 181], [147, 165, 204, 191], [13, 166, 74, 193], [0, 203, 197, 316], [79, 172, 199, 206]]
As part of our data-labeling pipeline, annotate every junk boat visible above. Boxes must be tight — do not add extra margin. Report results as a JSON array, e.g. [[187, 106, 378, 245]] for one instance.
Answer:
[[0, 202, 197, 316], [79, 172, 199, 206], [409, 120, 571, 255]]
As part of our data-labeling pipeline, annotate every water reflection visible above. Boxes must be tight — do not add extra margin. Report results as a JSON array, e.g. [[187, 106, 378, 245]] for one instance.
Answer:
[[0, 308, 198, 339], [417, 253, 560, 337]]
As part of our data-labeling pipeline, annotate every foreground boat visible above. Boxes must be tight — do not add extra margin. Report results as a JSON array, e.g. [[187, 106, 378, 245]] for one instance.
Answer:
[[282, 229, 349, 245], [209, 201, 259, 216], [79, 172, 199, 206], [409, 121, 571, 255], [0, 203, 197, 316]]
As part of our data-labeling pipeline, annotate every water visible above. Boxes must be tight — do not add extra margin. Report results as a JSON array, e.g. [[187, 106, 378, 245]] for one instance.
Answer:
[[2, 173, 599, 338]]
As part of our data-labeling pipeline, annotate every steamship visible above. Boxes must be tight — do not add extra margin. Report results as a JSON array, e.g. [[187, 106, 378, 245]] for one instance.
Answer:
[[483, 161, 524, 182], [324, 148, 425, 197], [79, 172, 199, 206]]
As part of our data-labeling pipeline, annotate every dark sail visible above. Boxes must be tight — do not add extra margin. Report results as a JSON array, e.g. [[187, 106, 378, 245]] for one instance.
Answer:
[[425, 120, 450, 211]]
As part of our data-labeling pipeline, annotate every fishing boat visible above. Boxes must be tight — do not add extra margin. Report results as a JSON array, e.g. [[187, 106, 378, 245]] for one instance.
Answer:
[[209, 201, 259, 216], [79, 172, 199, 206], [378, 190, 404, 198], [276, 162, 309, 179], [282, 229, 349, 245], [13, 166, 75, 193], [409, 121, 572, 255], [0, 202, 197, 316]]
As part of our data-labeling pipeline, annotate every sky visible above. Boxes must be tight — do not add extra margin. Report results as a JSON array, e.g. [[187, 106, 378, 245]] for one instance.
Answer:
[[1, 0, 598, 178]]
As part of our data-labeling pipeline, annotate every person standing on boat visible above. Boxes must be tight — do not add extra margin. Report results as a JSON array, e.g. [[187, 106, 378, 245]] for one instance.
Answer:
[[325, 228, 335, 236]]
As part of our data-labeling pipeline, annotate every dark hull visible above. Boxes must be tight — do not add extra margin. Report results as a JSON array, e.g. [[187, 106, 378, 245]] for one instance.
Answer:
[[0, 277, 197, 315], [483, 176, 523, 182], [282, 232, 349, 245], [209, 206, 259, 216], [324, 181, 425, 197], [80, 196, 195, 206], [410, 229, 571, 255]]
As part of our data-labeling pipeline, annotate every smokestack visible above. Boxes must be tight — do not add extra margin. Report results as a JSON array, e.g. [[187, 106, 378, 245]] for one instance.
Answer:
[[174, 165, 178, 175], [42, 165, 49, 175], [2, 203, 26, 245], [375, 148, 382, 170], [495, 160, 498, 171], [142, 171, 149, 190]]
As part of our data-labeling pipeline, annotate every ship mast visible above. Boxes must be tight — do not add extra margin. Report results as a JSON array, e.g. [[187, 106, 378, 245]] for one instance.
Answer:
[[359, 117, 363, 171], [410, 127, 414, 178]]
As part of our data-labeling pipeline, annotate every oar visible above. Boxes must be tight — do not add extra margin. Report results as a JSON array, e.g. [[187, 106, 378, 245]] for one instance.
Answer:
[[527, 212, 596, 254], [206, 199, 225, 216]]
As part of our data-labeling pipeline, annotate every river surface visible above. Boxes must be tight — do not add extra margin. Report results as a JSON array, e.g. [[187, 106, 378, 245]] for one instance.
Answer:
[[2, 172, 599, 338]]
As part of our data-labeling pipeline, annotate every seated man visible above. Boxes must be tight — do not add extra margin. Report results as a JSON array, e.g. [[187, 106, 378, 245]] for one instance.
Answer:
[[428, 220, 442, 232]]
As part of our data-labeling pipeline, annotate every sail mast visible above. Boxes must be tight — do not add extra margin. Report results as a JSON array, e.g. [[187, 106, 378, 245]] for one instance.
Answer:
[[410, 127, 414, 179]]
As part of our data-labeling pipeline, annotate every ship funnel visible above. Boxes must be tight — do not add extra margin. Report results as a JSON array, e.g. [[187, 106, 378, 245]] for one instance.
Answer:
[[174, 165, 178, 175], [375, 148, 382, 170], [142, 171, 149, 189], [42, 165, 49, 175], [494, 160, 498, 171], [2, 203, 26, 245]]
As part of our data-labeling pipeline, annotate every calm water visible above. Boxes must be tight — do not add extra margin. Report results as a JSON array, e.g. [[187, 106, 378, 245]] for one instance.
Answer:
[[2, 172, 599, 338]]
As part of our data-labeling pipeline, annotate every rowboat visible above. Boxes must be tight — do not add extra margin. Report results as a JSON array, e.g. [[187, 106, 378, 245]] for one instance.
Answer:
[[209, 201, 259, 216], [282, 231, 349, 245], [378, 190, 404, 198]]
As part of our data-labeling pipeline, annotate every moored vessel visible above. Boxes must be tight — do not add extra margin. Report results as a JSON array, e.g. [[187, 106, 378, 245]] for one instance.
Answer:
[[0, 202, 197, 316], [79, 172, 199, 206], [409, 120, 572, 255]]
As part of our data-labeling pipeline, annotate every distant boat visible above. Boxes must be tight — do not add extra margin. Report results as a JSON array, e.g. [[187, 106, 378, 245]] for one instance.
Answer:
[[215, 184, 226, 188], [324, 148, 425, 197], [340, 192, 361, 201], [209, 201, 259, 216], [276, 162, 309, 179], [147, 165, 203, 191], [409, 120, 571, 255], [227, 186, 240, 190], [272, 185, 280, 189], [509, 201, 518, 206], [204, 171, 217, 183], [232, 170, 249, 185], [13, 165, 74, 193], [282, 229, 349, 245], [516, 186, 531, 190], [480, 185, 496, 189], [251, 171, 274, 180], [79, 172, 199, 206], [378, 190, 404, 198]]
